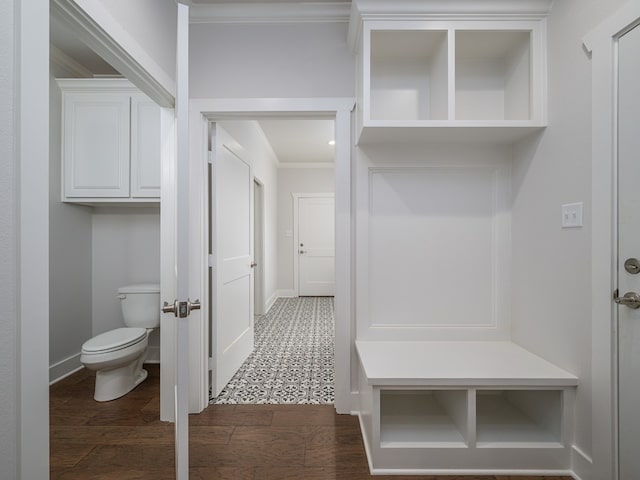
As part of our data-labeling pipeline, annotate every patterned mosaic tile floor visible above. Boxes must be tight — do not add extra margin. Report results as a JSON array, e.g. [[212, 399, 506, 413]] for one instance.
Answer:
[[211, 296, 335, 405]]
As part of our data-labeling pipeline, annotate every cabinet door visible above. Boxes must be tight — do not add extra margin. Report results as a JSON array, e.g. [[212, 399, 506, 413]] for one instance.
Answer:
[[131, 95, 161, 198], [63, 93, 130, 198]]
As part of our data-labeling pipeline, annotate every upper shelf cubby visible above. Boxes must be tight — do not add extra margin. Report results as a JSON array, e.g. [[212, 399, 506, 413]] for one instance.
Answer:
[[349, 0, 552, 143], [370, 30, 449, 121]]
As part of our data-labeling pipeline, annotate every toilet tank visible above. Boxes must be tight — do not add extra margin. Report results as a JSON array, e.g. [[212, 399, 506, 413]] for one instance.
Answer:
[[118, 283, 161, 328]]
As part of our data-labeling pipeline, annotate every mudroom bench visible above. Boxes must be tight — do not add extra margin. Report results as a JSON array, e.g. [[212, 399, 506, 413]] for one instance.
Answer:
[[355, 340, 578, 475]]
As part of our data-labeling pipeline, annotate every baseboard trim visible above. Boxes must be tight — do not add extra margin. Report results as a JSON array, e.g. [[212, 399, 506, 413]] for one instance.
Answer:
[[370, 468, 575, 476], [571, 444, 592, 480], [275, 289, 296, 298], [265, 290, 298, 314], [49, 352, 83, 384]]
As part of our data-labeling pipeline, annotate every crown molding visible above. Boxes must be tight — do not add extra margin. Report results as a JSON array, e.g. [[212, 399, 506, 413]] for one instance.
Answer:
[[348, 0, 553, 50], [190, 2, 351, 24], [51, 0, 175, 107]]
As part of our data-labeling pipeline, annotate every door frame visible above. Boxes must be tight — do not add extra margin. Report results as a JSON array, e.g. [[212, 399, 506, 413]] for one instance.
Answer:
[[293, 193, 335, 297], [254, 178, 266, 315], [189, 98, 354, 414], [584, 4, 640, 479]]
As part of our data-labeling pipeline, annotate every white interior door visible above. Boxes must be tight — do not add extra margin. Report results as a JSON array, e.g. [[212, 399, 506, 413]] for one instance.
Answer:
[[211, 124, 254, 396], [617, 22, 640, 480], [297, 195, 335, 296]]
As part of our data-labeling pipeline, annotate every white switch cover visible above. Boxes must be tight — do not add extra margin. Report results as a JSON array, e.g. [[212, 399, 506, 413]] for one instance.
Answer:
[[562, 202, 583, 228]]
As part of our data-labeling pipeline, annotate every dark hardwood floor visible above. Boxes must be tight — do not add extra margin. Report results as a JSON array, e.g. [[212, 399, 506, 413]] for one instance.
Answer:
[[50, 365, 572, 480]]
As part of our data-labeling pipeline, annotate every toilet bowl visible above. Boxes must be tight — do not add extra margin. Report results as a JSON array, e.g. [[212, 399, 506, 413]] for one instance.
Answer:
[[81, 283, 160, 402]]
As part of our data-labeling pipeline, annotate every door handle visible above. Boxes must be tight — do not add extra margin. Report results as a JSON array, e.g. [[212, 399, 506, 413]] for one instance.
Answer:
[[613, 289, 640, 309], [250, 263, 257, 268], [162, 298, 201, 318], [299, 250, 306, 254]]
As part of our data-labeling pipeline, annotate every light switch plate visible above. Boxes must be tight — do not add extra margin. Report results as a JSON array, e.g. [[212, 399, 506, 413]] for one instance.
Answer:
[[562, 202, 583, 228]]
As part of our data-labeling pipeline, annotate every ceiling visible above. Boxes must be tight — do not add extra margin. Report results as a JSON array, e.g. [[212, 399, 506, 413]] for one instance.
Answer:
[[50, 16, 120, 76], [49, 5, 337, 167], [257, 119, 335, 165]]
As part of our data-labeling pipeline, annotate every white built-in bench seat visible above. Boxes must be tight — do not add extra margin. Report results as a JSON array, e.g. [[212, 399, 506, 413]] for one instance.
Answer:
[[356, 340, 578, 388], [355, 340, 578, 475]]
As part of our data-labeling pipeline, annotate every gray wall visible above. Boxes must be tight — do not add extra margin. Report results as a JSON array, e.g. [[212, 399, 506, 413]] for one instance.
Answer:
[[190, 22, 355, 98], [49, 68, 93, 378], [0, 0, 18, 475], [510, 0, 627, 460], [92, 208, 161, 355], [277, 168, 335, 292]]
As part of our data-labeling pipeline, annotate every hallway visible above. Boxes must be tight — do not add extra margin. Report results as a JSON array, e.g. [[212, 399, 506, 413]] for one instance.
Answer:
[[213, 296, 335, 405]]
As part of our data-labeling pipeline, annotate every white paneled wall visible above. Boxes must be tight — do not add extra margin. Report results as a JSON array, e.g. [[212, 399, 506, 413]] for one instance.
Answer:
[[355, 144, 512, 341]]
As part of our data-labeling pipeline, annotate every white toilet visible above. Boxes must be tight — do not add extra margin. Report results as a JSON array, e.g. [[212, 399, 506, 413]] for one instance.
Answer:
[[81, 283, 160, 402]]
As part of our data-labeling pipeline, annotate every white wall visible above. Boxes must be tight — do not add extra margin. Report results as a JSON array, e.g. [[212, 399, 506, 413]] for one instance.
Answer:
[[2, 0, 50, 477], [72, 0, 177, 96], [277, 168, 335, 293], [510, 0, 626, 464], [355, 144, 512, 342], [190, 22, 355, 98], [49, 66, 93, 379], [0, 0, 18, 475], [219, 121, 279, 309], [92, 208, 161, 357]]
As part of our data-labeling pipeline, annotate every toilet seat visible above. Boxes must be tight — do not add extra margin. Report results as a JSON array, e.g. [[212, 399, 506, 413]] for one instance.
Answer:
[[82, 327, 147, 355]]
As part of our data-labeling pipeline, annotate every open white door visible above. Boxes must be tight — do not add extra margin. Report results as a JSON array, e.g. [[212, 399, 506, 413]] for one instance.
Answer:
[[616, 21, 640, 480], [210, 124, 255, 396], [159, 3, 192, 480]]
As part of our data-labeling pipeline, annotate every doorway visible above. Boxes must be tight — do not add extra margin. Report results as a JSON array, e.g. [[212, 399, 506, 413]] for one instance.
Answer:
[[254, 179, 265, 315], [200, 109, 352, 413]]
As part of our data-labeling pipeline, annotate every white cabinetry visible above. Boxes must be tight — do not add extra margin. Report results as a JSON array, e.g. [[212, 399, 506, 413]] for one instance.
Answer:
[[357, 341, 577, 473], [350, 0, 552, 143], [59, 79, 161, 204]]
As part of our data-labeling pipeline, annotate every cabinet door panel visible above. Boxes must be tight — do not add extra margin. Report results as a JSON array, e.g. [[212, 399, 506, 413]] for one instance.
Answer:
[[63, 94, 130, 198], [131, 95, 161, 198]]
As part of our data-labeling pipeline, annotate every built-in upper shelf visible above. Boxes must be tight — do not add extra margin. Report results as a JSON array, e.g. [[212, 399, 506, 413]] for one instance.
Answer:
[[349, 0, 553, 143]]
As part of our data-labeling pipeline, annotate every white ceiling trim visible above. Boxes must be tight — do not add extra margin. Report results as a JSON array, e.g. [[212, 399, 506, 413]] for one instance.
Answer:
[[190, 2, 351, 24]]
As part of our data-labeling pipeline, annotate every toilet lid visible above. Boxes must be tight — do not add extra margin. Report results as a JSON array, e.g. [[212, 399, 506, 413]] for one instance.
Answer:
[[82, 328, 147, 354]]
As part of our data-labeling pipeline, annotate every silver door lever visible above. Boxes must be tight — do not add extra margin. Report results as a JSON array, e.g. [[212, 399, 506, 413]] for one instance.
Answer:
[[613, 289, 640, 309]]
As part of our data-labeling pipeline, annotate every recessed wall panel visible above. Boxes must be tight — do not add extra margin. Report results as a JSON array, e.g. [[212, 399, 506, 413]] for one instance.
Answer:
[[369, 168, 496, 329]]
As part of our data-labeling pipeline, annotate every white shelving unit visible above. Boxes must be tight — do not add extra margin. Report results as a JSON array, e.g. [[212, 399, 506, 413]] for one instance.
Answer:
[[350, 0, 551, 143], [356, 341, 577, 473]]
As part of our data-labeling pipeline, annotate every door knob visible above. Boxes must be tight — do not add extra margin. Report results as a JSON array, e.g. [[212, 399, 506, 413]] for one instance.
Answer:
[[613, 289, 640, 309], [250, 263, 257, 268], [299, 250, 306, 254], [163, 298, 201, 318]]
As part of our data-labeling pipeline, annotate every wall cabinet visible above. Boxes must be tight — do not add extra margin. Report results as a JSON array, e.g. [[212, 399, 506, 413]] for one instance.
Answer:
[[350, 0, 552, 143], [58, 79, 162, 204]]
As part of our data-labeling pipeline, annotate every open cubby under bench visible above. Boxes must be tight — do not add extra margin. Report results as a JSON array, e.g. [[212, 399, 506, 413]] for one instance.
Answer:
[[355, 340, 578, 475]]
